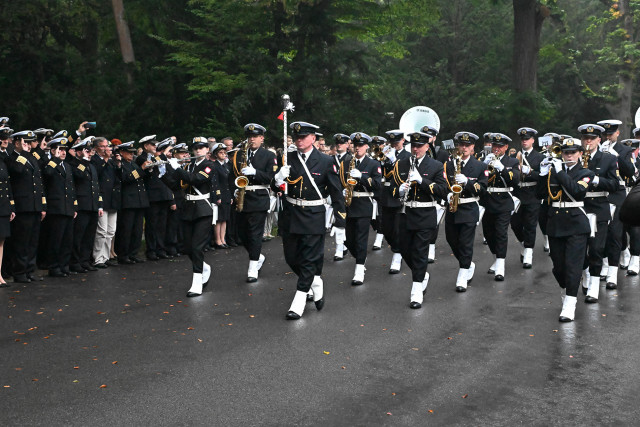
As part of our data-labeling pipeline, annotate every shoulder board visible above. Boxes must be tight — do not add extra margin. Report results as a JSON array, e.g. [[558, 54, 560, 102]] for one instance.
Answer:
[[48, 161, 57, 169], [132, 170, 140, 180], [199, 171, 209, 178], [16, 155, 27, 165], [578, 180, 589, 188], [78, 164, 86, 172], [32, 152, 40, 160], [42, 197, 47, 204]]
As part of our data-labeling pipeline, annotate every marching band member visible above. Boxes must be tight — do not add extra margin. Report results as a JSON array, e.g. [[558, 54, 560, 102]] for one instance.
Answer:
[[598, 119, 636, 289], [441, 132, 488, 292], [577, 124, 618, 303], [230, 124, 276, 283], [392, 131, 446, 308], [380, 130, 409, 273], [538, 132, 561, 253], [369, 135, 386, 251], [167, 138, 218, 297], [331, 133, 351, 261], [537, 137, 594, 322], [511, 127, 544, 269], [622, 135, 640, 276], [422, 125, 445, 263], [481, 133, 520, 281], [340, 132, 382, 286], [273, 121, 346, 320]]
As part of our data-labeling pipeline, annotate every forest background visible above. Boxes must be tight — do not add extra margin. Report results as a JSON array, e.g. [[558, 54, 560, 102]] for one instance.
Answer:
[[1, 0, 638, 147]]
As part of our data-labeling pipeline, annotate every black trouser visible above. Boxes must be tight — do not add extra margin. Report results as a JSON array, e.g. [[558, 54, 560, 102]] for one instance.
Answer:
[[550, 233, 589, 297], [346, 216, 371, 264], [165, 205, 183, 255], [281, 231, 325, 292], [582, 220, 608, 276], [370, 211, 382, 233], [511, 202, 540, 248], [605, 202, 624, 265], [36, 216, 50, 270], [625, 225, 640, 256], [71, 211, 99, 268], [380, 206, 402, 253], [445, 217, 477, 269], [145, 201, 170, 257], [227, 206, 240, 244], [398, 216, 432, 283], [538, 201, 549, 235], [482, 211, 511, 258], [8, 212, 40, 277], [46, 214, 73, 272], [237, 211, 268, 261], [115, 208, 144, 260], [182, 216, 212, 273]]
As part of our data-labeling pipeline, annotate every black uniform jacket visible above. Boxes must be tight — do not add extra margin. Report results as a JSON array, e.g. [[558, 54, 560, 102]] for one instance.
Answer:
[[43, 158, 76, 216], [480, 154, 520, 213], [73, 158, 102, 212], [438, 156, 488, 225], [583, 151, 618, 222], [514, 149, 544, 205], [136, 153, 174, 203], [536, 165, 595, 238], [381, 148, 410, 208], [231, 146, 276, 212], [7, 150, 46, 213], [30, 147, 48, 171], [91, 154, 121, 211], [213, 160, 231, 204], [0, 157, 15, 216], [272, 148, 346, 235], [607, 141, 635, 205], [339, 155, 382, 218], [333, 152, 352, 170], [620, 180, 640, 226], [391, 155, 447, 230], [119, 160, 150, 209], [173, 159, 218, 221]]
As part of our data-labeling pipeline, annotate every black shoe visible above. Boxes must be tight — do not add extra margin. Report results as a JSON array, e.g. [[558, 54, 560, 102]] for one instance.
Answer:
[[175, 252, 182, 257], [0, 282, 10, 288], [157, 253, 170, 260], [559, 316, 573, 322], [105, 259, 118, 267], [495, 275, 504, 281], [314, 298, 325, 311], [334, 255, 344, 261], [246, 277, 257, 283], [49, 270, 66, 277], [487, 269, 495, 274], [629, 270, 638, 276], [13, 274, 30, 283], [118, 258, 135, 265], [286, 311, 301, 320], [606, 282, 617, 290], [427, 258, 434, 264], [83, 264, 98, 271], [62, 268, 75, 275], [372, 245, 381, 251], [523, 263, 532, 269], [456, 286, 467, 293], [70, 265, 87, 273], [186, 291, 202, 297], [351, 279, 363, 286], [585, 296, 598, 303], [409, 301, 422, 309], [227, 242, 238, 248], [306, 293, 314, 302], [94, 263, 108, 269], [131, 257, 145, 263], [582, 285, 588, 296], [543, 247, 550, 253], [147, 254, 159, 261], [221, 244, 230, 249], [389, 268, 399, 274]]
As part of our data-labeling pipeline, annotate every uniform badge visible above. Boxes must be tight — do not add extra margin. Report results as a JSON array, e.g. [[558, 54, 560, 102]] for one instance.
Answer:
[[484, 170, 490, 176], [583, 177, 591, 183], [333, 165, 337, 173], [204, 167, 211, 173], [377, 167, 381, 174], [443, 171, 446, 178], [274, 158, 277, 164]]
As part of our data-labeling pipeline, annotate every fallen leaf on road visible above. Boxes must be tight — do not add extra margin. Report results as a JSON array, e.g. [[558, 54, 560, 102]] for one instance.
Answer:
[[462, 394, 468, 398], [112, 361, 118, 365], [323, 351, 330, 355], [100, 384, 107, 388]]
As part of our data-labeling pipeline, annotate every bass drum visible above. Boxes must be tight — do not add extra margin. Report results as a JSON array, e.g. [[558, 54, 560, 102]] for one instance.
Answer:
[[399, 106, 441, 136]]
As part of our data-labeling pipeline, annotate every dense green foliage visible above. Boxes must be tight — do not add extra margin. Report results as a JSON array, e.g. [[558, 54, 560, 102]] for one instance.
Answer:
[[0, 0, 637, 145]]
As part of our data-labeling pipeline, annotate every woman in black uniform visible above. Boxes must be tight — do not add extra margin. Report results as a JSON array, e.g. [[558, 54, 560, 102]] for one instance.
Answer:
[[211, 143, 231, 248], [0, 135, 15, 287]]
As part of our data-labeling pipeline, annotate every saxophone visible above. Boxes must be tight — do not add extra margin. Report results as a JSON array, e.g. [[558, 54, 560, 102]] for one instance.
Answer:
[[449, 150, 463, 213], [344, 155, 357, 207], [401, 155, 417, 205], [582, 142, 590, 169], [234, 140, 250, 212]]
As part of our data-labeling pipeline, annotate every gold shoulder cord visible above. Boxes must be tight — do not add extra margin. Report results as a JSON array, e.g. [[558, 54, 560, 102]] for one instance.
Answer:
[[392, 161, 406, 186], [547, 171, 562, 202], [444, 161, 452, 191], [232, 150, 240, 177], [339, 160, 347, 188]]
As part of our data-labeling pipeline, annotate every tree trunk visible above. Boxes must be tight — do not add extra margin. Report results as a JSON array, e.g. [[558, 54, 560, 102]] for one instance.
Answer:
[[512, 0, 547, 93], [111, 0, 135, 85], [612, 0, 634, 137]]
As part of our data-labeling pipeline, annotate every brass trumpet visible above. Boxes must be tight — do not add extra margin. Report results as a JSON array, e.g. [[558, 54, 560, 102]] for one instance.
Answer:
[[370, 144, 388, 162], [449, 149, 463, 213], [541, 143, 563, 159]]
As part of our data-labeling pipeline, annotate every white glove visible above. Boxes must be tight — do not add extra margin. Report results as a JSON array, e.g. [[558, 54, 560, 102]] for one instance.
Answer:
[[168, 158, 180, 170], [592, 175, 599, 186], [275, 165, 290, 184], [350, 169, 362, 179], [600, 141, 610, 152], [408, 169, 422, 184], [492, 159, 505, 172], [455, 173, 468, 185], [242, 165, 256, 176], [330, 226, 346, 243], [447, 192, 454, 204], [398, 182, 411, 196], [551, 158, 563, 173], [539, 160, 551, 176], [384, 147, 396, 163], [521, 165, 530, 174], [484, 153, 496, 165], [287, 144, 297, 153]]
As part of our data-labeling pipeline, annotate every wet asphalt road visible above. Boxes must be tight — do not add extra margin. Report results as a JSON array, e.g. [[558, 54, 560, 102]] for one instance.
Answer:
[[2, 227, 640, 426]]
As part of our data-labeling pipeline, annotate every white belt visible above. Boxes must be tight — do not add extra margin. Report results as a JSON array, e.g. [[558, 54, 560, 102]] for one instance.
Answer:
[[487, 187, 513, 193], [551, 201, 584, 208], [384, 182, 391, 187], [518, 182, 536, 187], [404, 200, 437, 208], [245, 185, 269, 191], [185, 194, 210, 201], [353, 191, 374, 197], [458, 197, 480, 204], [586, 191, 609, 198], [286, 196, 326, 207]]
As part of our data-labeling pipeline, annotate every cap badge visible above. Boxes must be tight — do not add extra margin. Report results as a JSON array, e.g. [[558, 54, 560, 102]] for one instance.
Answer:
[[462, 133, 469, 141], [520, 129, 526, 135], [294, 123, 301, 132], [248, 124, 255, 131], [567, 140, 574, 146], [587, 126, 594, 133], [354, 133, 361, 141]]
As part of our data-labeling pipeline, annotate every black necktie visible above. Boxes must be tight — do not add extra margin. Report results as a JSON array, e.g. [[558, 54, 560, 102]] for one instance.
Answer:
[[301, 153, 306, 161], [248, 151, 254, 164], [524, 151, 529, 158], [356, 160, 360, 167]]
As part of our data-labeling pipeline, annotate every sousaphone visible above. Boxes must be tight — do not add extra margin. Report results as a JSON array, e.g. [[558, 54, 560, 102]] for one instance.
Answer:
[[399, 106, 441, 136]]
